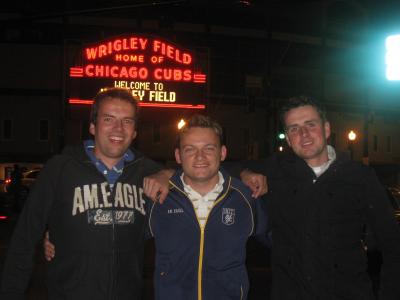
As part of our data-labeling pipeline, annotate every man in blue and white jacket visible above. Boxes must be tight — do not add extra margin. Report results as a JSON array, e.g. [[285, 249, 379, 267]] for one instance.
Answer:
[[148, 114, 268, 300]]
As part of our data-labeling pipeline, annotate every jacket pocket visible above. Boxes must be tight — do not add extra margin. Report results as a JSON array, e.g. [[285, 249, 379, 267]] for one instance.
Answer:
[[203, 265, 249, 299]]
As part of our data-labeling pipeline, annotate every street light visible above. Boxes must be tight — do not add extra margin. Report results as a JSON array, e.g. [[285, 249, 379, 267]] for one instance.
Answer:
[[347, 130, 357, 160], [348, 130, 356, 141], [177, 119, 186, 130]]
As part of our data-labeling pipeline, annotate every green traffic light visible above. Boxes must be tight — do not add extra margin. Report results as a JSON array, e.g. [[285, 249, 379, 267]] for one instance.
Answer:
[[278, 133, 285, 140]]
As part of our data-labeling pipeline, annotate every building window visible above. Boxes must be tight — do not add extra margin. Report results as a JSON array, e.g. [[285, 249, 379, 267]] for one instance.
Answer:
[[39, 120, 49, 141], [153, 124, 160, 143], [2, 119, 12, 140], [386, 136, 392, 153], [373, 135, 378, 152]]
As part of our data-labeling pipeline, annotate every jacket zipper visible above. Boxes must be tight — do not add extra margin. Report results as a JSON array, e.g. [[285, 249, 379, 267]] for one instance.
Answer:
[[198, 227, 205, 300], [170, 177, 232, 300], [86, 162, 117, 299], [83, 157, 144, 299]]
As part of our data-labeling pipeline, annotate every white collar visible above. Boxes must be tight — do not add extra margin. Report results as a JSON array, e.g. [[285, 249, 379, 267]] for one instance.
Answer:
[[180, 171, 224, 201], [310, 145, 336, 177]]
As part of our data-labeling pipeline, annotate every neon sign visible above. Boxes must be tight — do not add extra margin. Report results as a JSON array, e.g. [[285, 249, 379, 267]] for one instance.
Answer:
[[69, 35, 207, 108]]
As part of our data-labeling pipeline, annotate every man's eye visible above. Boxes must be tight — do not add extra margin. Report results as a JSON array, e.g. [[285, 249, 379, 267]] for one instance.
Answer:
[[204, 147, 216, 153], [123, 119, 134, 125], [104, 117, 113, 123], [288, 127, 298, 134], [184, 148, 195, 154]]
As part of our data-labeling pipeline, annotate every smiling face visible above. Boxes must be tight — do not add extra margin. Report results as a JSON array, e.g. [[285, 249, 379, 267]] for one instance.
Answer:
[[284, 105, 331, 167], [175, 127, 227, 194], [89, 97, 137, 169]]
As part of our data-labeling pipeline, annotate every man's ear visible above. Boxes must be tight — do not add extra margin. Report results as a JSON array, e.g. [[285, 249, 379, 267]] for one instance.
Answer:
[[285, 133, 292, 148], [89, 123, 95, 136], [131, 130, 137, 140], [220, 145, 227, 161], [324, 121, 331, 140], [174, 148, 182, 164]]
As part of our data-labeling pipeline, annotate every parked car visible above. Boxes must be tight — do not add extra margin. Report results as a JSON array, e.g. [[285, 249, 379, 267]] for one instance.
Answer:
[[4, 168, 41, 194], [20, 168, 41, 192]]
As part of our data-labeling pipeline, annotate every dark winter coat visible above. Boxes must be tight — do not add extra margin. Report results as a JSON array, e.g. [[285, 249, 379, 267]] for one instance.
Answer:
[[248, 152, 400, 300]]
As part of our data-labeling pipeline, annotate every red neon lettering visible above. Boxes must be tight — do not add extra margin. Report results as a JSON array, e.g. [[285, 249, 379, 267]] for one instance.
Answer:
[[114, 39, 122, 51], [99, 45, 107, 58], [153, 40, 162, 53], [115, 54, 144, 63], [153, 68, 192, 81], [84, 37, 149, 60], [174, 69, 182, 81], [85, 65, 94, 76], [152, 40, 192, 65], [86, 48, 98, 60], [154, 68, 162, 80], [111, 66, 120, 77], [138, 38, 148, 50], [84, 64, 149, 79], [122, 38, 129, 50], [182, 54, 192, 64], [166, 45, 174, 59], [183, 70, 192, 81], [138, 68, 148, 79], [69, 98, 206, 110]]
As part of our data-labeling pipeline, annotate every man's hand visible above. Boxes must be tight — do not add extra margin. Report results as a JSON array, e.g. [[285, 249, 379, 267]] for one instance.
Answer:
[[143, 169, 174, 204], [43, 231, 55, 262], [240, 169, 268, 198]]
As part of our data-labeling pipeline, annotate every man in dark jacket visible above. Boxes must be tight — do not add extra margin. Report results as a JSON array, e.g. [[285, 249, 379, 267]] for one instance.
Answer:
[[0, 88, 171, 300], [148, 115, 267, 300], [241, 96, 400, 300]]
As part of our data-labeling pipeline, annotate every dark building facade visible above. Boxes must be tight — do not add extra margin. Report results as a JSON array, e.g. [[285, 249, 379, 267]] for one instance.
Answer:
[[0, 1, 399, 183]]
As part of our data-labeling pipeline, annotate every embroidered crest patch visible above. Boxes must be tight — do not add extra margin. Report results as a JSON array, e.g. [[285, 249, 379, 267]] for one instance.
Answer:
[[222, 208, 235, 226]]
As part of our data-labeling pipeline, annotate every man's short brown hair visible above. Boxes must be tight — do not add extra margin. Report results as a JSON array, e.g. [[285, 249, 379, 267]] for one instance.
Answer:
[[90, 88, 138, 124], [176, 114, 224, 148]]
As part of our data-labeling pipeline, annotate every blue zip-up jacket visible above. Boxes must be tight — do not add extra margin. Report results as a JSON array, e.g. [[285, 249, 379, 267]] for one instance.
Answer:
[[148, 168, 267, 300]]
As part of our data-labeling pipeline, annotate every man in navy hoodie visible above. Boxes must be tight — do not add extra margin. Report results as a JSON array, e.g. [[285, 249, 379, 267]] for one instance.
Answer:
[[148, 114, 267, 300], [0, 88, 172, 300]]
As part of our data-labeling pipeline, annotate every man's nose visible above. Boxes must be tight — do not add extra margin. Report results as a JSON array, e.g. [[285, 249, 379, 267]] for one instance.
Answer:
[[300, 126, 309, 136], [195, 149, 206, 158], [113, 119, 124, 130]]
